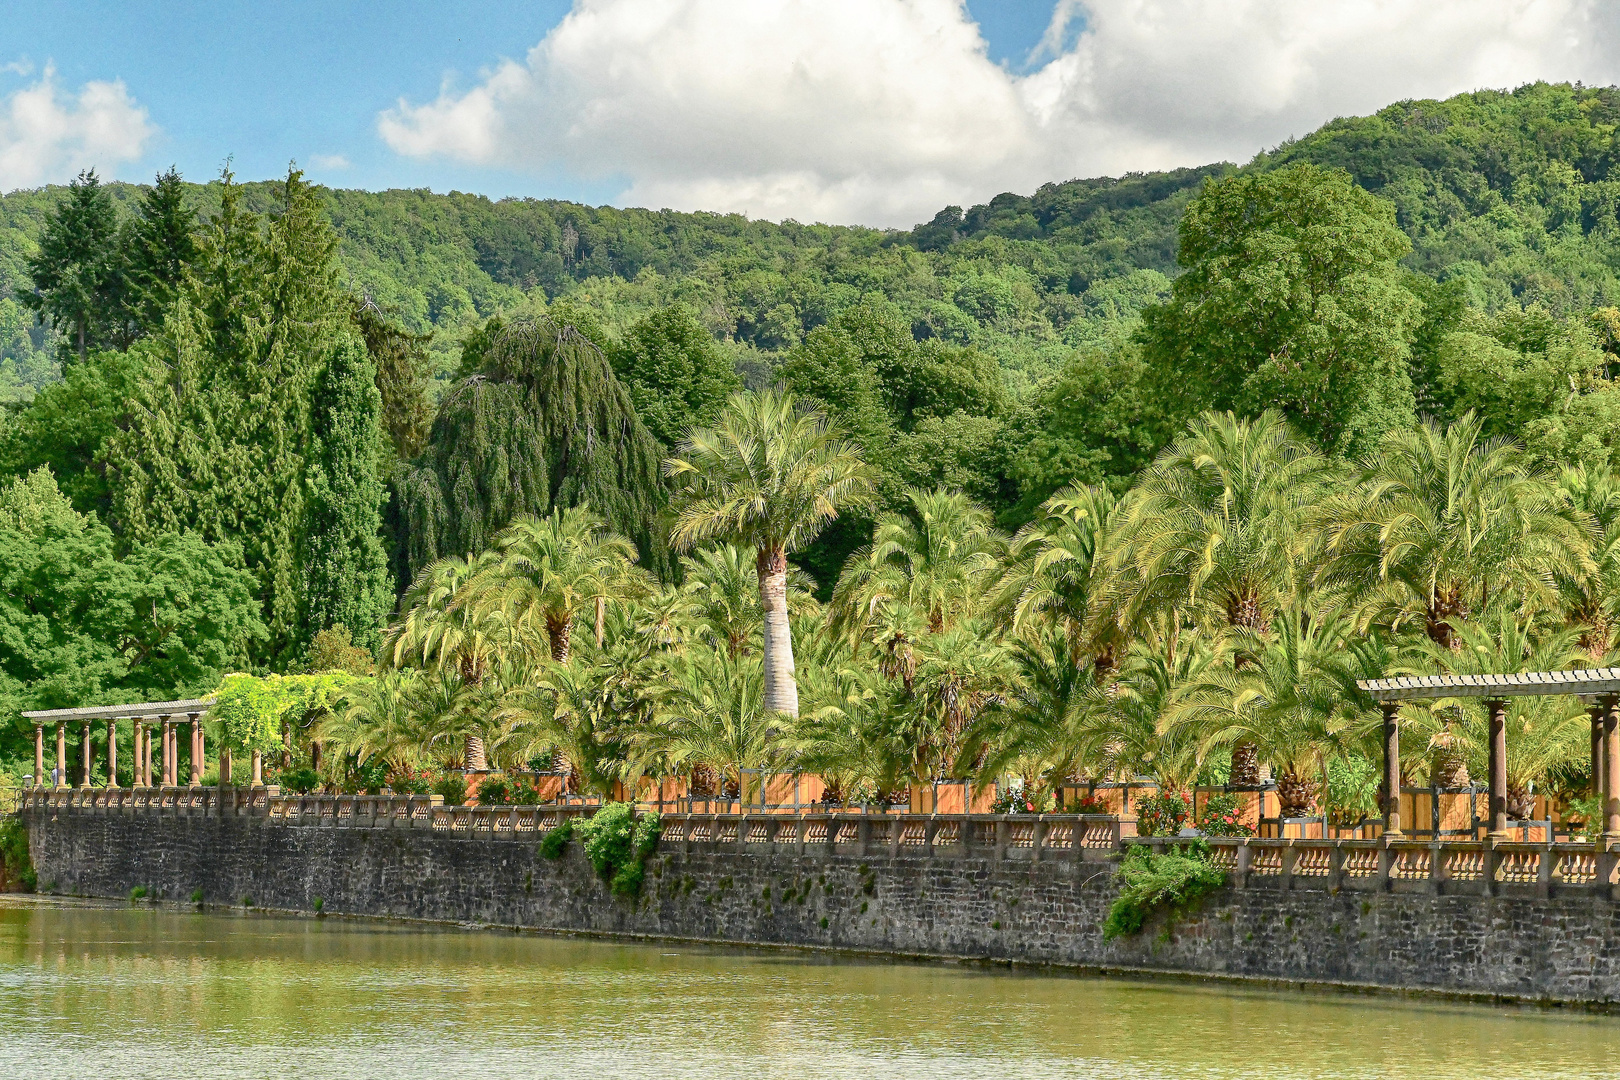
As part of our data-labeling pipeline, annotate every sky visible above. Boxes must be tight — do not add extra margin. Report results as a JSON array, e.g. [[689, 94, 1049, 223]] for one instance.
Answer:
[[4, 1, 1620, 228]]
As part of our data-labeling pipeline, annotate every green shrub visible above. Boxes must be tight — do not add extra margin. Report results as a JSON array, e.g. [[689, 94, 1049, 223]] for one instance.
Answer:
[[431, 774, 468, 806], [130, 886, 147, 900], [475, 775, 510, 806], [1198, 793, 1254, 838], [388, 768, 432, 796], [1103, 841, 1226, 940], [0, 817, 35, 892], [508, 778, 543, 805], [351, 759, 389, 795], [573, 804, 662, 897], [539, 819, 573, 859], [277, 766, 320, 795], [1567, 793, 1603, 833]]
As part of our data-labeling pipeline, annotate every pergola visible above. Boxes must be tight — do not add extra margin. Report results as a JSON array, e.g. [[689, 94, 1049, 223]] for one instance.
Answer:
[[20, 698, 226, 790], [1357, 669, 1620, 840]]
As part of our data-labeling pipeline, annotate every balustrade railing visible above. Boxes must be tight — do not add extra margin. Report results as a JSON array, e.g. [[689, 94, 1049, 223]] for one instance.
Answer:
[[18, 786, 1620, 897]]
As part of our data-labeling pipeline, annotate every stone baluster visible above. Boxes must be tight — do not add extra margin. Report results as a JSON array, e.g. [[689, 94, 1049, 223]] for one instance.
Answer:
[[106, 719, 117, 788], [188, 712, 202, 786], [80, 720, 92, 787], [54, 722, 66, 789], [32, 723, 43, 789]]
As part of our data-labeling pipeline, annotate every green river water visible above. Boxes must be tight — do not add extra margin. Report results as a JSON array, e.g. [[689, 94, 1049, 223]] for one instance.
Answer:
[[0, 895, 1610, 1078]]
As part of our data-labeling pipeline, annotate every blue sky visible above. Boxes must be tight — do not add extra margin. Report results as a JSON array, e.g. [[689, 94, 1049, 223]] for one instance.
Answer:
[[1, 1, 1060, 204], [3, 2, 1616, 226]]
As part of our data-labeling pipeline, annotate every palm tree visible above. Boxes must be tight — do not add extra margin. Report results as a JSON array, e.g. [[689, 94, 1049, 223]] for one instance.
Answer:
[[959, 623, 1096, 799], [992, 484, 1117, 670], [384, 551, 515, 770], [1099, 409, 1326, 783], [477, 505, 641, 662], [677, 543, 818, 659], [831, 487, 1005, 643], [1175, 610, 1373, 816], [1556, 464, 1620, 657], [319, 670, 433, 776], [905, 619, 1015, 786], [633, 645, 778, 803], [1102, 409, 1325, 636], [666, 390, 876, 717], [497, 652, 642, 799], [1313, 412, 1593, 649]]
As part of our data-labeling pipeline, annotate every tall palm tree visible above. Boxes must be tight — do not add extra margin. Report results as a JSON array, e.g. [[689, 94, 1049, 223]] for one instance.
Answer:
[[477, 505, 641, 662], [1313, 412, 1593, 649], [666, 390, 876, 717], [678, 543, 818, 659], [319, 670, 433, 776], [831, 487, 1006, 644], [1099, 409, 1326, 783], [384, 551, 514, 770], [1102, 409, 1325, 637]]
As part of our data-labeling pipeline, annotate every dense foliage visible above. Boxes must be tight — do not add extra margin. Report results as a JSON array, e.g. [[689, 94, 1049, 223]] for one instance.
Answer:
[[7, 81, 1620, 816]]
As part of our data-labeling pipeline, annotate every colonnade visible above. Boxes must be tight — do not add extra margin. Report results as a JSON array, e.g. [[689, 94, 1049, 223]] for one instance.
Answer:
[[28, 712, 265, 790]]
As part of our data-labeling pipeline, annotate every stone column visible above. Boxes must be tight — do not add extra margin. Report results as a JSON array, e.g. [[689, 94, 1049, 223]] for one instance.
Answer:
[[54, 723, 66, 788], [188, 713, 202, 786], [137, 721, 149, 787], [161, 715, 175, 786], [1381, 700, 1402, 838], [1486, 699, 1508, 839], [106, 719, 117, 788], [33, 723, 43, 789], [1605, 696, 1620, 840], [220, 747, 232, 786], [80, 721, 92, 787], [1592, 703, 1607, 801], [251, 749, 264, 787]]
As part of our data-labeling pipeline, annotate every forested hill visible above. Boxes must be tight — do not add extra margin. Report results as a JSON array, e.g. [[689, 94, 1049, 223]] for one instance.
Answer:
[[2, 80, 1616, 407]]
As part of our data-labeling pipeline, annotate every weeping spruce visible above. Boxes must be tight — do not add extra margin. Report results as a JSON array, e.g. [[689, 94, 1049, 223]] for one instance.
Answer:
[[399, 316, 669, 577]]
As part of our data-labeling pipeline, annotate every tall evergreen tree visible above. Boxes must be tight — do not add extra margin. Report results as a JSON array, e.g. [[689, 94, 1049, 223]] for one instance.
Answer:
[[399, 315, 669, 577], [22, 169, 122, 361], [305, 336, 393, 651], [118, 166, 198, 343], [107, 167, 352, 663]]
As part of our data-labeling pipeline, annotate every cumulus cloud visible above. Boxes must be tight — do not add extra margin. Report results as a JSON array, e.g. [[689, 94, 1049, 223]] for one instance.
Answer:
[[0, 64, 155, 192], [380, 0, 1620, 227]]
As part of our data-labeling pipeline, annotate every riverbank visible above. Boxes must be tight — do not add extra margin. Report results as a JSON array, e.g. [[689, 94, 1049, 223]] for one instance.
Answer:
[[26, 804, 1620, 1008]]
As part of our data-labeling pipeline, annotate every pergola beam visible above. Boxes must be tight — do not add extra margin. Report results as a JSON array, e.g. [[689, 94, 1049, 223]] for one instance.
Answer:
[[1357, 669, 1620, 701]]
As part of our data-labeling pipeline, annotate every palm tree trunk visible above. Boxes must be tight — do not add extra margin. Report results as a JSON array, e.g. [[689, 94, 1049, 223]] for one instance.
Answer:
[[756, 545, 799, 717], [465, 735, 487, 772], [547, 615, 572, 663]]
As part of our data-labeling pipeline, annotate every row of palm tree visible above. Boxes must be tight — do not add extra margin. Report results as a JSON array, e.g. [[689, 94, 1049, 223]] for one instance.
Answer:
[[322, 390, 1617, 823]]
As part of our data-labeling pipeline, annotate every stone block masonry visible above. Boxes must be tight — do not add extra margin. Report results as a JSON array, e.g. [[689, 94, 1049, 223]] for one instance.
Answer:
[[24, 803, 1620, 1007]]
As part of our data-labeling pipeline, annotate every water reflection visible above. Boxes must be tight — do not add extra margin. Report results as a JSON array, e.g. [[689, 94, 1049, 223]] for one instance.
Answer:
[[0, 895, 1609, 1079]]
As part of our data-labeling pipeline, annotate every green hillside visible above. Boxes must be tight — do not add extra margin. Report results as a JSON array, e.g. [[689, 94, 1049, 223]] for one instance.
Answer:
[[5, 82, 1616, 408]]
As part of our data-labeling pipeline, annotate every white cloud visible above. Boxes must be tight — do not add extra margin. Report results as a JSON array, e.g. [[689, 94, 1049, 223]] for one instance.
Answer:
[[310, 153, 352, 171], [0, 64, 154, 192], [380, 0, 1620, 227]]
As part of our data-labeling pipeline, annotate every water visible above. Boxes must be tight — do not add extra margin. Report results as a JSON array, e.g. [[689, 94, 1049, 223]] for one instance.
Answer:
[[0, 895, 1610, 1079]]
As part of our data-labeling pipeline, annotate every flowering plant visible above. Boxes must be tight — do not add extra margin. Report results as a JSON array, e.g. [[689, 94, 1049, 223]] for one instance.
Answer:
[[1135, 790, 1192, 836], [1198, 792, 1254, 837], [992, 786, 1056, 814], [1067, 792, 1111, 815]]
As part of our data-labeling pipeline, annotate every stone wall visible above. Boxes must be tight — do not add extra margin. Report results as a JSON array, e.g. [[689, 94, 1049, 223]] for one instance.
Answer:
[[27, 810, 1620, 1006]]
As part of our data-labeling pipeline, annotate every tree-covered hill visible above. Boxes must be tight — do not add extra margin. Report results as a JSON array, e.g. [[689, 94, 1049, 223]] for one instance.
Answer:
[[5, 81, 1617, 407]]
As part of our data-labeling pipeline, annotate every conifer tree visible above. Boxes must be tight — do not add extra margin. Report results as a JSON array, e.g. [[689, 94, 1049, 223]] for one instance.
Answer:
[[305, 336, 393, 651], [107, 167, 355, 663], [118, 166, 198, 343], [399, 315, 669, 577], [22, 169, 122, 361]]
